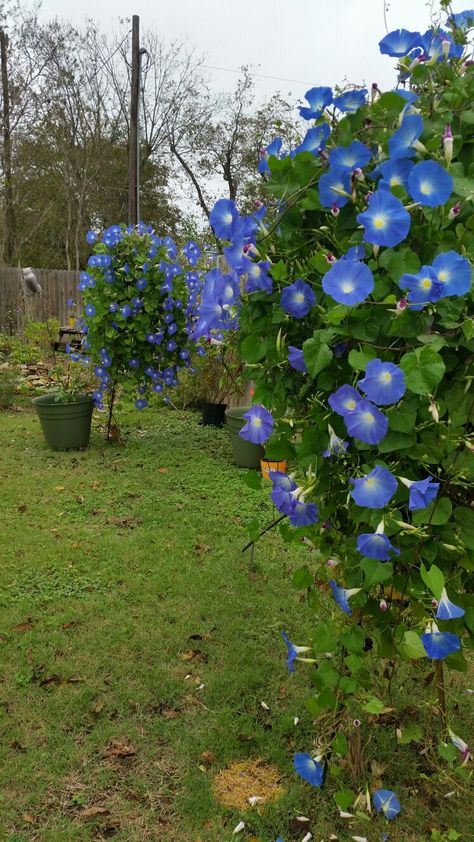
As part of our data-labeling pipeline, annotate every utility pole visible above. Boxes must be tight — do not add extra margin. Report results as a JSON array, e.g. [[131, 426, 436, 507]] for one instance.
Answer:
[[0, 28, 15, 263], [128, 15, 140, 227]]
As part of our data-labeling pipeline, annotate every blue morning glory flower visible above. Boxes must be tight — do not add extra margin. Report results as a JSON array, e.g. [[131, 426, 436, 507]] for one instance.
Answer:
[[357, 190, 411, 248], [358, 359, 406, 405], [135, 398, 148, 410], [329, 140, 371, 171], [293, 752, 324, 786], [403, 476, 440, 510], [323, 426, 349, 457], [289, 500, 319, 527], [299, 86, 333, 120], [86, 230, 97, 245], [128, 358, 139, 369], [328, 384, 361, 416], [258, 137, 283, 174], [432, 251, 472, 298], [398, 266, 444, 309], [344, 399, 388, 444], [135, 277, 148, 291], [183, 239, 202, 266], [379, 28, 421, 56], [373, 789, 401, 820], [322, 259, 374, 306], [378, 158, 414, 191], [294, 123, 331, 156], [280, 278, 316, 318], [333, 88, 368, 113], [269, 471, 298, 515], [121, 304, 132, 318], [85, 303, 96, 317], [448, 9, 474, 29], [350, 465, 398, 509], [357, 531, 400, 560], [209, 198, 239, 240], [421, 625, 461, 660], [420, 28, 464, 61], [435, 588, 465, 620], [408, 160, 453, 207], [388, 114, 424, 159], [288, 346, 307, 373], [329, 580, 362, 616], [341, 245, 366, 262], [240, 405, 274, 444], [318, 166, 352, 209], [247, 260, 273, 293], [281, 631, 311, 673]]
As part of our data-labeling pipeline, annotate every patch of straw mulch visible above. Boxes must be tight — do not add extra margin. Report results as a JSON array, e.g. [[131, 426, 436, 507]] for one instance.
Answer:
[[213, 758, 284, 811]]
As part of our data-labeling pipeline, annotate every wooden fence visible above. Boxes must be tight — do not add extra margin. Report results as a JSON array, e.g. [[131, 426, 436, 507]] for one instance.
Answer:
[[0, 267, 79, 334]]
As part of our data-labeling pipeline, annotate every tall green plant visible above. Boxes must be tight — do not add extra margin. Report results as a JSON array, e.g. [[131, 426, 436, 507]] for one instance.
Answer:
[[194, 6, 474, 818]]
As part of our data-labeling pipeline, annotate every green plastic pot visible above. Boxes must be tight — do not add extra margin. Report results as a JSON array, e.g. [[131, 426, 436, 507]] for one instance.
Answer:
[[32, 393, 94, 450], [225, 406, 265, 468]]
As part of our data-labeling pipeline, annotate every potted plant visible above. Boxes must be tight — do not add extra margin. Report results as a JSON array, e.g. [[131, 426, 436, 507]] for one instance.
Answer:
[[32, 362, 93, 450], [198, 333, 244, 427]]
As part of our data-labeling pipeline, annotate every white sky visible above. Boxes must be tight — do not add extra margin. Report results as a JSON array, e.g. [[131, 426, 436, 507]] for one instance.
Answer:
[[37, 0, 468, 100]]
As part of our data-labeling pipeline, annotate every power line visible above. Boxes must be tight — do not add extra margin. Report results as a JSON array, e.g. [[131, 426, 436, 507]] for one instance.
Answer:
[[201, 62, 319, 87]]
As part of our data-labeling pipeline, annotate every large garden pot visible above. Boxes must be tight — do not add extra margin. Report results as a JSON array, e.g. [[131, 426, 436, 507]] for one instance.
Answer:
[[202, 401, 227, 428], [225, 406, 265, 468], [32, 393, 94, 450]]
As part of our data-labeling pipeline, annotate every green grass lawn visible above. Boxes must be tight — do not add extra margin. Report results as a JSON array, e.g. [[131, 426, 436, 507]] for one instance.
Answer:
[[0, 407, 471, 842]]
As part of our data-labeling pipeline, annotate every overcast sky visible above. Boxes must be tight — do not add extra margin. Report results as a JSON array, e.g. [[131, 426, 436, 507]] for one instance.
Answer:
[[37, 0, 468, 101]]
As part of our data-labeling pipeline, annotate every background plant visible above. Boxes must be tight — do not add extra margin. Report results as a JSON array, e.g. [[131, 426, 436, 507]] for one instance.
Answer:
[[76, 223, 204, 437]]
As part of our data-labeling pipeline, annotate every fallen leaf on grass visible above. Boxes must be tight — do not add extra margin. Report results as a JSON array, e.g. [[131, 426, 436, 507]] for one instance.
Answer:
[[54, 485, 65, 492], [17, 504, 27, 513], [10, 739, 26, 751], [201, 751, 215, 765], [11, 621, 33, 632], [61, 621, 77, 630], [80, 806, 110, 818], [161, 708, 180, 720], [157, 467, 168, 474], [103, 739, 136, 759], [22, 814, 35, 824], [179, 649, 208, 662], [91, 698, 106, 716], [39, 674, 61, 687], [106, 516, 142, 529], [91, 481, 100, 489]]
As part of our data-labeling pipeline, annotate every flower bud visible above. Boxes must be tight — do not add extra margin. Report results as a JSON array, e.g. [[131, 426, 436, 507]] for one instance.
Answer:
[[331, 203, 340, 218], [379, 599, 389, 612], [443, 124, 454, 166], [429, 399, 439, 423], [396, 297, 408, 313], [326, 558, 337, 567], [448, 201, 461, 220]]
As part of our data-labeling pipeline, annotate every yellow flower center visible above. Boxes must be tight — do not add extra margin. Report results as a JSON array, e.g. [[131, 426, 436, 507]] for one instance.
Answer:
[[373, 215, 386, 229], [438, 271, 448, 282], [346, 399, 357, 410], [421, 278, 432, 290], [419, 180, 432, 195], [342, 282, 354, 293], [252, 417, 262, 427], [390, 176, 400, 187], [366, 478, 375, 487], [295, 293, 305, 303], [363, 412, 375, 424], [381, 371, 392, 383]]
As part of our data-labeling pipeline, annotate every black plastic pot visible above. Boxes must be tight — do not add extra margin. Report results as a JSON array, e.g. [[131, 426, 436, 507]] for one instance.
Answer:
[[32, 393, 94, 450], [202, 401, 227, 427]]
